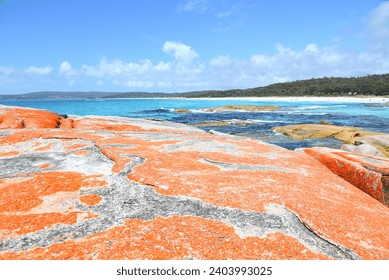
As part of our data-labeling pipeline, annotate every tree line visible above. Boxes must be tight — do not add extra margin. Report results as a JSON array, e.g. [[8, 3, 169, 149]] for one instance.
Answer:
[[186, 74, 389, 98]]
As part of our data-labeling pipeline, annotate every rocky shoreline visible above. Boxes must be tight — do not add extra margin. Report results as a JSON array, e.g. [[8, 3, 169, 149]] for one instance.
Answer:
[[0, 105, 388, 260], [273, 123, 389, 158]]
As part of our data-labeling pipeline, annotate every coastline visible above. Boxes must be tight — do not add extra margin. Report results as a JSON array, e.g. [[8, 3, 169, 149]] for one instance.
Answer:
[[0, 104, 388, 261], [103, 96, 388, 103], [1, 95, 387, 103], [185, 96, 388, 103]]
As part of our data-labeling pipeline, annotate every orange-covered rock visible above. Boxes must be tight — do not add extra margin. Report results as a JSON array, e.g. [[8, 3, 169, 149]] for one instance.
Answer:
[[0, 105, 389, 260], [0, 107, 61, 129], [298, 147, 389, 207]]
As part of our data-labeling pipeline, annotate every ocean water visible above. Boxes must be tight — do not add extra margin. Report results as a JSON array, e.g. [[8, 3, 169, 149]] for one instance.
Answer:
[[1, 98, 388, 150]]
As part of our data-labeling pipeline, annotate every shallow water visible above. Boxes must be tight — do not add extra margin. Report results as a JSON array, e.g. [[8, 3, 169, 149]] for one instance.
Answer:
[[1, 98, 388, 150]]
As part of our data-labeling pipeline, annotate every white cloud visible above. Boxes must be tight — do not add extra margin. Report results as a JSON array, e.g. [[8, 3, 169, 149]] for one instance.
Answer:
[[215, 10, 232, 18], [162, 41, 199, 64], [155, 61, 171, 71], [366, 1, 389, 52], [3, 0, 389, 96], [0, 65, 14, 76], [305, 43, 319, 53], [208, 42, 389, 89], [82, 58, 153, 77], [179, 0, 209, 13], [126, 80, 154, 88], [59, 61, 74, 76], [209, 55, 232, 67], [36, 39, 389, 92], [367, 1, 389, 37], [59, 61, 76, 86], [25, 65, 53, 75]]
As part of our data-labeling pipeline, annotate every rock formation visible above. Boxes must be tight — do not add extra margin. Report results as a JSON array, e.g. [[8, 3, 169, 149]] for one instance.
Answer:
[[297, 147, 389, 207], [0, 105, 388, 260], [273, 123, 389, 158]]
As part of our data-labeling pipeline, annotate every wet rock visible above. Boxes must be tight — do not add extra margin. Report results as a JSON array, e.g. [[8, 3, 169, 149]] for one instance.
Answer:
[[273, 123, 389, 158], [0, 105, 388, 260], [174, 109, 192, 113]]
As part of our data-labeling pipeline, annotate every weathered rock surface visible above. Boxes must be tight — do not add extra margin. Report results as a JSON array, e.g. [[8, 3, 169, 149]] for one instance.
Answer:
[[273, 123, 389, 158], [297, 147, 389, 207], [341, 143, 386, 158], [0, 105, 389, 260], [174, 109, 192, 114]]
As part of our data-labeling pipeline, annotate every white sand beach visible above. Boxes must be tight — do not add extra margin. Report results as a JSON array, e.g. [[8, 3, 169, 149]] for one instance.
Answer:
[[189, 96, 388, 103]]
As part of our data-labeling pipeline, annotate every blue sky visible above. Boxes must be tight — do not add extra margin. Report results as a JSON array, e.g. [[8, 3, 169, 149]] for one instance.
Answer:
[[0, 0, 388, 94]]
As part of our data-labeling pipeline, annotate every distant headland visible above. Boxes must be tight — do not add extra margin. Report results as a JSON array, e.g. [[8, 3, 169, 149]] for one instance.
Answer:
[[1, 73, 388, 99]]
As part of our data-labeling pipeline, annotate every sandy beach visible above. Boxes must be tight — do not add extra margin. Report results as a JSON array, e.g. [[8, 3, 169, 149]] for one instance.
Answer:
[[187, 96, 388, 103]]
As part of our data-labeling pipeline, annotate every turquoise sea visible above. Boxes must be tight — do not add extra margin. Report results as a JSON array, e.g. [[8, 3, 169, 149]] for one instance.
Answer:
[[1, 98, 388, 150]]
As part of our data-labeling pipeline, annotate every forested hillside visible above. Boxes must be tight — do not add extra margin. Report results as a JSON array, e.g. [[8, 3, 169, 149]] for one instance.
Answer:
[[1, 74, 388, 99], [188, 74, 389, 97]]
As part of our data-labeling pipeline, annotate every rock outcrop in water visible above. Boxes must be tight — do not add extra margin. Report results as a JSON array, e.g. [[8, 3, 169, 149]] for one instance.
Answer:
[[273, 123, 389, 158], [0, 105, 388, 260]]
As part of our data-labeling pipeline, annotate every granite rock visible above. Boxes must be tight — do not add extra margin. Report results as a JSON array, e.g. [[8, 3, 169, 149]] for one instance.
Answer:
[[273, 123, 389, 158], [298, 147, 389, 207], [0, 105, 388, 260]]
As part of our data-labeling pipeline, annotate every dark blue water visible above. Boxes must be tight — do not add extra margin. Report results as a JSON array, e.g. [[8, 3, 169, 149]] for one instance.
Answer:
[[1, 98, 388, 150]]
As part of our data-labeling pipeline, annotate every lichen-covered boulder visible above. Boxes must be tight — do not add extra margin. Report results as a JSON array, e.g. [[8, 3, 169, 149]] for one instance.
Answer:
[[0, 105, 388, 260], [297, 147, 389, 207]]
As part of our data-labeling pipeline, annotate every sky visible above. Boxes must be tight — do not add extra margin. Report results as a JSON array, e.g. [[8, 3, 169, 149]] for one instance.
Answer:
[[0, 0, 389, 94]]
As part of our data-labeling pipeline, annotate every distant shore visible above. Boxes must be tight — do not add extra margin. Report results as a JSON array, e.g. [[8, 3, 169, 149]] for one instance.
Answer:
[[186, 96, 388, 103], [102, 96, 388, 103]]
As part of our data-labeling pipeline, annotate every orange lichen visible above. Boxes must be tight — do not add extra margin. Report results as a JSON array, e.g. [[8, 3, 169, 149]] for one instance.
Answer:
[[0, 118, 25, 129], [1, 106, 389, 260], [59, 118, 75, 129], [64, 143, 89, 152], [0, 212, 78, 235], [0, 130, 43, 145], [73, 150, 89, 156], [0, 216, 330, 260], [301, 148, 386, 205], [39, 163, 51, 169], [79, 194, 103, 206], [0, 108, 61, 129], [99, 146, 134, 173], [34, 143, 53, 152], [73, 118, 144, 132], [0, 151, 19, 157], [0, 172, 106, 213]]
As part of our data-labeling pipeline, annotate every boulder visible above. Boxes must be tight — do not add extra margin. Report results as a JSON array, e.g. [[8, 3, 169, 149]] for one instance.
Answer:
[[298, 147, 389, 207], [341, 143, 385, 158], [0, 105, 388, 260], [273, 123, 389, 158], [174, 109, 192, 113]]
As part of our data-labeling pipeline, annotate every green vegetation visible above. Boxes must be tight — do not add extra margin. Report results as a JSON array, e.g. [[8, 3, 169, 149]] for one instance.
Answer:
[[187, 74, 389, 98]]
